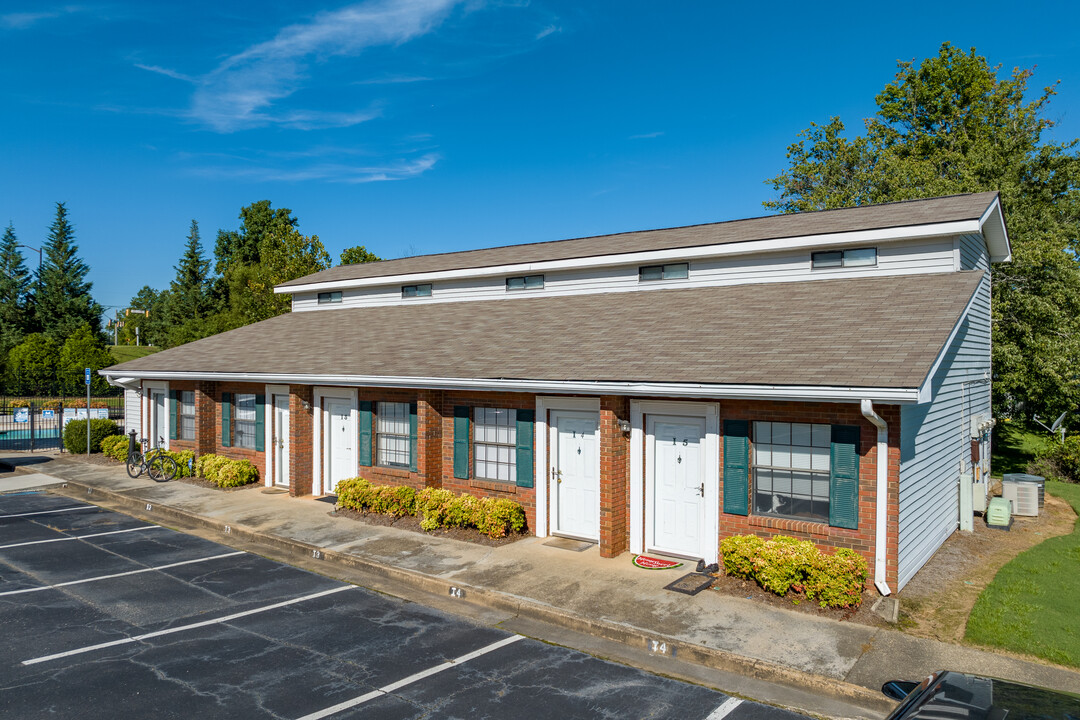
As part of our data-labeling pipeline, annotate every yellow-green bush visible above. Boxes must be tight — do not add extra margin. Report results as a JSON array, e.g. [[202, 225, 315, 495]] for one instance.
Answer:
[[100, 434, 130, 462], [338, 479, 527, 538], [720, 534, 868, 608], [194, 453, 258, 487]]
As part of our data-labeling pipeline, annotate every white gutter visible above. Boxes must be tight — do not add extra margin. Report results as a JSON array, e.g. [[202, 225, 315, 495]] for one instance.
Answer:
[[98, 369, 921, 404], [860, 399, 892, 596]]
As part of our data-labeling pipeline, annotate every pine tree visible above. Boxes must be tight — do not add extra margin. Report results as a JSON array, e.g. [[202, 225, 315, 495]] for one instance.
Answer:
[[167, 220, 212, 322], [0, 223, 32, 370], [34, 203, 104, 342]]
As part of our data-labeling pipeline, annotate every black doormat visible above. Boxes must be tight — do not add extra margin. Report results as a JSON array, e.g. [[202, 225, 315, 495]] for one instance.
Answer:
[[315, 495, 337, 504], [663, 573, 715, 596]]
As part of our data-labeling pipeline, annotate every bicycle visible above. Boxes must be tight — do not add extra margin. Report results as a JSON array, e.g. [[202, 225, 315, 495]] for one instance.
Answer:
[[126, 437, 178, 482]]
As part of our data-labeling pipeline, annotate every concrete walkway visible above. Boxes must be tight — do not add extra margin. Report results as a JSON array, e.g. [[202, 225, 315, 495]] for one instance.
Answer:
[[3, 451, 1078, 716]]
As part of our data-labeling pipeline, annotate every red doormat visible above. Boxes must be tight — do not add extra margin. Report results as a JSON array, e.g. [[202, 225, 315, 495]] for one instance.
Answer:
[[632, 555, 684, 570]]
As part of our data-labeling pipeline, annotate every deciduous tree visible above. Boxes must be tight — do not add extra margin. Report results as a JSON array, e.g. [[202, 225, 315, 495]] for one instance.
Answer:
[[764, 43, 1080, 418]]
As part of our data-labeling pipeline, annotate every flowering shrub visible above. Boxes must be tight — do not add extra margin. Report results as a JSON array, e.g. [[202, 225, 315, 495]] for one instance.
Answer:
[[338, 479, 527, 538], [720, 534, 868, 608]]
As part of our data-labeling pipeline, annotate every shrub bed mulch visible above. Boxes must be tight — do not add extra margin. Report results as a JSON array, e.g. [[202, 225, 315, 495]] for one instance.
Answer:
[[329, 505, 527, 548], [709, 572, 887, 627]]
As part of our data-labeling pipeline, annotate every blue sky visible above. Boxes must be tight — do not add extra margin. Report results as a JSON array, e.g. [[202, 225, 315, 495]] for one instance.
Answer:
[[2, 1, 1079, 318]]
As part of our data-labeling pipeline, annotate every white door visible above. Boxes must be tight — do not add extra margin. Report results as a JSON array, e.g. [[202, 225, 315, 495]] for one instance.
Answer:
[[551, 411, 599, 541], [324, 398, 353, 494], [150, 390, 167, 449], [273, 394, 290, 488], [648, 415, 707, 558]]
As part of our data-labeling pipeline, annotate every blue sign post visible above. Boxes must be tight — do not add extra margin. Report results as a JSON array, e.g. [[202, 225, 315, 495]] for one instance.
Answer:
[[85, 367, 91, 456]]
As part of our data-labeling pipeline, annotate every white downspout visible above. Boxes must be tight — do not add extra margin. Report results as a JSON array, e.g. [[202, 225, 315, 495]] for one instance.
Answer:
[[860, 399, 892, 596]]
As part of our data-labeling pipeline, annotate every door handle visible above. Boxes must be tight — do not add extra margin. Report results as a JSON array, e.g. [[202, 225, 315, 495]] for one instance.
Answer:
[[699, 483, 705, 497]]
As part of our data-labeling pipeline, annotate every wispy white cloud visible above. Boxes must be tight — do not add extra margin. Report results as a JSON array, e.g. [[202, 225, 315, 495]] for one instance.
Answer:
[[629, 131, 664, 139], [1, 5, 82, 29], [135, 63, 197, 84], [535, 24, 559, 40], [191, 152, 440, 184], [187, 0, 462, 132], [353, 74, 433, 85]]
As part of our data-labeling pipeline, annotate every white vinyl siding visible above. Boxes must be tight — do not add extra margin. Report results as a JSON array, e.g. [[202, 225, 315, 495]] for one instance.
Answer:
[[291, 236, 959, 311], [897, 233, 991, 590], [125, 388, 141, 436]]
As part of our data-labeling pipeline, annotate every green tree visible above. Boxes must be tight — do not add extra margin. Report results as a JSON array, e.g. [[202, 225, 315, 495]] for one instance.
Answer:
[[214, 200, 298, 276], [765, 43, 1080, 419], [163, 220, 214, 345], [5, 333, 59, 395], [230, 223, 331, 324], [0, 224, 32, 377], [339, 245, 382, 265], [33, 203, 104, 342], [114, 286, 167, 346], [58, 322, 114, 395]]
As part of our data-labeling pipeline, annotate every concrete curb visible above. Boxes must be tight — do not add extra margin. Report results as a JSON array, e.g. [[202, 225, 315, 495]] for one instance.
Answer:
[[45, 478, 893, 713]]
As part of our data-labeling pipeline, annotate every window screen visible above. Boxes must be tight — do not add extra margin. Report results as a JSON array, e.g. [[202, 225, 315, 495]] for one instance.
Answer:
[[377, 401, 410, 467]]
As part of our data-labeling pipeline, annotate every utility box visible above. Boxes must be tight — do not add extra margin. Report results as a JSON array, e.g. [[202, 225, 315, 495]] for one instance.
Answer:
[[1003, 473, 1045, 509], [1002, 480, 1040, 517], [986, 496, 1013, 530], [958, 473, 974, 532]]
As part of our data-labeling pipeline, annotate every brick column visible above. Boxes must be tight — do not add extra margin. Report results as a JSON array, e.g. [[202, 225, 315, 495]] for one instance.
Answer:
[[195, 381, 217, 457], [289, 386, 314, 497], [598, 395, 630, 558], [418, 390, 444, 488]]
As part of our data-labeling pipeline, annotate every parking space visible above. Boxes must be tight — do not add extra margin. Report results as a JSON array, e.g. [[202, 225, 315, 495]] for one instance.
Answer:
[[0, 491, 812, 720]]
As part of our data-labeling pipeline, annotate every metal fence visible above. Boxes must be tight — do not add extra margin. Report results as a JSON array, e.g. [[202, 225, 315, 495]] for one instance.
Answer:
[[0, 396, 125, 452]]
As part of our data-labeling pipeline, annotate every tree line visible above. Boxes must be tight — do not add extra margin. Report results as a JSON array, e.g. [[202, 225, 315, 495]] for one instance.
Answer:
[[0, 200, 380, 396], [764, 43, 1080, 422]]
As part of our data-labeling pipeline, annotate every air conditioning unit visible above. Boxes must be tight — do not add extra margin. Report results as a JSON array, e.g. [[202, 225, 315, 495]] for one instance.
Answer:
[[1002, 480, 1039, 517]]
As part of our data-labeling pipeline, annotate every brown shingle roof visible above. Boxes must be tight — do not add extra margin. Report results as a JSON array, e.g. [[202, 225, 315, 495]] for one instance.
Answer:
[[107, 271, 984, 390], [278, 192, 999, 288]]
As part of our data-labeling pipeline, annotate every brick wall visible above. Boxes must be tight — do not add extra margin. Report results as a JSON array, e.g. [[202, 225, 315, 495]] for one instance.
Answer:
[[714, 399, 901, 589], [289, 386, 314, 496], [599, 396, 630, 558]]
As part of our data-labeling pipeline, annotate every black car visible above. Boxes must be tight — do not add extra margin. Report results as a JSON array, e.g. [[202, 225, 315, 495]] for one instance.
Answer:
[[883, 670, 1080, 720]]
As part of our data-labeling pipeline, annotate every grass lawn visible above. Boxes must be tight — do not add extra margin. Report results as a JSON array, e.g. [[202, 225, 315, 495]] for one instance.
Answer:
[[965, 480, 1080, 667], [108, 345, 160, 364], [991, 421, 1051, 477]]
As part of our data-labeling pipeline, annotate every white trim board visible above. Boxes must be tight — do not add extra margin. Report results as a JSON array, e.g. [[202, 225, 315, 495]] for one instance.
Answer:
[[535, 396, 601, 540], [631, 400, 720, 564], [102, 371, 920, 405]]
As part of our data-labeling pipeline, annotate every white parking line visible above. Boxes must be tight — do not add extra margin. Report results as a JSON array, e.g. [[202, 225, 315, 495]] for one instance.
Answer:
[[0, 525, 164, 550], [706, 696, 743, 720], [0, 506, 96, 519], [22, 584, 355, 666], [0, 551, 245, 597], [295, 634, 526, 720]]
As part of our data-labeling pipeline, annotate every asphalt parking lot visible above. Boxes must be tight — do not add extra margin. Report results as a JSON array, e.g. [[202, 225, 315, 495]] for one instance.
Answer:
[[0, 492, 813, 720]]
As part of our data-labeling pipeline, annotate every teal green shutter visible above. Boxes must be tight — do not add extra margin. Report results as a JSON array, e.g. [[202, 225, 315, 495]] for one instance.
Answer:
[[829, 425, 861, 529], [515, 409, 535, 488], [409, 402, 418, 472], [168, 390, 178, 441], [221, 392, 232, 447], [723, 419, 750, 516], [358, 401, 372, 466], [453, 406, 470, 479], [254, 394, 265, 452]]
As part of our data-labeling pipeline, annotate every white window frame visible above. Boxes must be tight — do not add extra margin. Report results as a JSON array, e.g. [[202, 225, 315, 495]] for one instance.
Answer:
[[233, 393, 257, 450], [473, 407, 517, 482], [376, 401, 411, 468], [179, 390, 195, 441], [752, 421, 832, 523]]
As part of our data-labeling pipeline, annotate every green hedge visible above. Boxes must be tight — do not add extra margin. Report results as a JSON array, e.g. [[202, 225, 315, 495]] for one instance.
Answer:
[[336, 478, 527, 539], [195, 454, 259, 487], [63, 419, 122, 454], [720, 534, 868, 608], [1029, 435, 1080, 483], [100, 434, 130, 461]]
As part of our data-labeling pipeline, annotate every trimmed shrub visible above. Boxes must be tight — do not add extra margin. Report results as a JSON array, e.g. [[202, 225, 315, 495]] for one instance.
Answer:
[[339, 479, 527, 538], [475, 497, 527, 539], [100, 434, 130, 462], [162, 449, 195, 478], [195, 453, 258, 487], [719, 534, 868, 609], [63, 418, 122, 454]]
